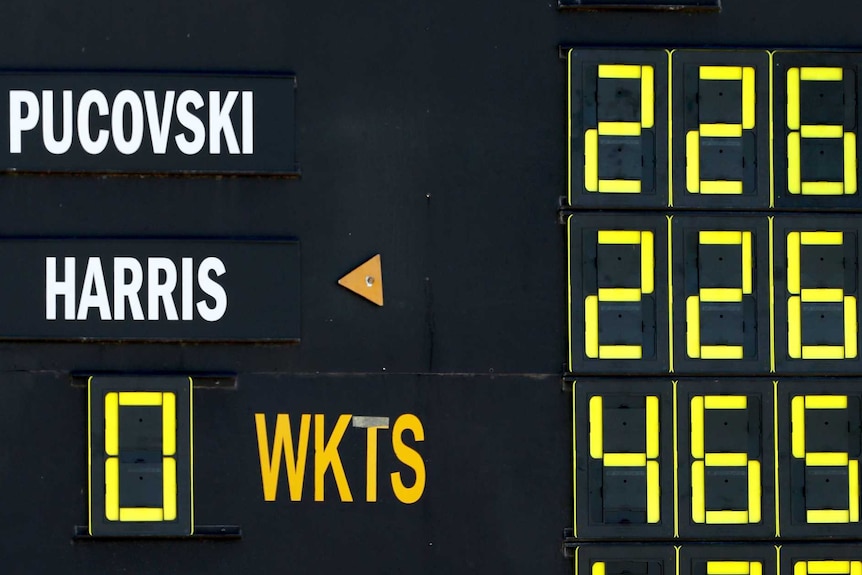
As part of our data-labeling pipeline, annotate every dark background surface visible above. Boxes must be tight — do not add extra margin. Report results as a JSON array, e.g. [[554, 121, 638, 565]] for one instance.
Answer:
[[0, 0, 860, 572]]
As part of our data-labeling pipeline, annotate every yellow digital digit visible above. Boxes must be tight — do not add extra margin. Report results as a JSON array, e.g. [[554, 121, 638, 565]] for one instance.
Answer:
[[585, 230, 654, 359], [706, 562, 763, 575], [791, 395, 860, 524], [690, 395, 761, 524], [104, 391, 178, 522], [786, 231, 857, 359], [589, 395, 660, 523], [793, 561, 862, 575], [686, 66, 756, 195], [787, 67, 857, 196], [584, 64, 654, 194], [686, 230, 753, 359]]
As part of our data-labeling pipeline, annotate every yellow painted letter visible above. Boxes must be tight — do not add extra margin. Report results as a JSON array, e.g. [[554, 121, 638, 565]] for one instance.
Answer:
[[314, 414, 354, 502], [390, 414, 426, 504], [255, 413, 311, 502]]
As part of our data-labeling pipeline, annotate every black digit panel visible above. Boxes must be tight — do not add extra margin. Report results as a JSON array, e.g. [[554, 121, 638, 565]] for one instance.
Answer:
[[774, 52, 862, 211], [574, 545, 676, 575], [672, 216, 771, 374], [773, 216, 861, 374], [778, 380, 862, 538], [568, 213, 669, 375], [574, 380, 674, 539], [677, 380, 775, 539], [679, 546, 777, 575], [671, 50, 770, 209], [781, 546, 862, 575], [568, 49, 669, 209]]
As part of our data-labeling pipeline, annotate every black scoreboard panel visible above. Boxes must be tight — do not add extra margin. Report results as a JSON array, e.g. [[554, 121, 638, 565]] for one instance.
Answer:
[[7, 0, 862, 573]]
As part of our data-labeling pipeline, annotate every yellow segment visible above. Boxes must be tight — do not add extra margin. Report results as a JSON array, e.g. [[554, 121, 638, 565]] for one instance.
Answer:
[[119, 392, 162, 406], [807, 562, 851, 575], [748, 460, 762, 523], [105, 457, 119, 521], [846, 296, 858, 359], [751, 563, 762, 575], [704, 395, 747, 409], [604, 453, 646, 466], [598, 230, 641, 244], [801, 125, 844, 138], [802, 182, 846, 195], [701, 181, 744, 195], [805, 395, 848, 409], [788, 296, 802, 358], [851, 460, 860, 523], [854, 563, 862, 575], [801, 288, 844, 302], [163, 456, 177, 521], [700, 231, 742, 244], [641, 231, 654, 294], [585, 129, 599, 192], [104, 392, 119, 457], [692, 460, 705, 523], [598, 288, 641, 301], [686, 130, 700, 193], [794, 562, 807, 575], [162, 392, 176, 457], [700, 66, 743, 81], [120, 508, 163, 522], [806, 452, 849, 466], [585, 295, 599, 359], [700, 124, 743, 138], [593, 562, 607, 575], [742, 231, 752, 294], [701, 346, 744, 359], [691, 396, 704, 458], [742, 67, 755, 130], [791, 396, 806, 458], [599, 345, 642, 359], [706, 561, 751, 575], [705, 453, 748, 466], [802, 346, 846, 359], [598, 179, 642, 194], [589, 396, 603, 458], [598, 122, 642, 137], [646, 395, 659, 459], [706, 511, 751, 525], [787, 68, 801, 131], [599, 64, 641, 78], [788, 133, 801, 194], [846, 133, 858, 194], [801, 67, 844, 81], [641, 66, 654, 129], [647, 460, 660, 523], [786, 232, 800, 294], [808, 509, 850, 523], [700, 288, 743, 302], [800, 231, 843, 245], [686, 295, 701, 358]]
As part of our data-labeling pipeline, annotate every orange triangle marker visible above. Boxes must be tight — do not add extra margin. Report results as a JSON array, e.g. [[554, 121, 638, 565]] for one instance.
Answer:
[[338, 254, 384, 306]]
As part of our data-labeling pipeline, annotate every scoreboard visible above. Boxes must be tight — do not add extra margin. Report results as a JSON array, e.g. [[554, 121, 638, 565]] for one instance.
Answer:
[[7, 1, 862, 574]]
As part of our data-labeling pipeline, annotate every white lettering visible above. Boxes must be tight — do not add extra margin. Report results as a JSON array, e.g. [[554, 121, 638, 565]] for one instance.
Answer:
[[209, 91, 240, 154], [182, 257, 193, 320], [175, 90, 205, 155], [147, 257, 179, 320], [111, 90, 144, 155], [113, 257, 144, 320], [45, 256, 76, 320], [41, 90, 73, 155], [77, 90, 109, 155], [197, 257, 227, 322], [9, 90, 39, 154], [144, 90, 175, 154], [242, 91, 253, 154], [76, 257, 111, 320]]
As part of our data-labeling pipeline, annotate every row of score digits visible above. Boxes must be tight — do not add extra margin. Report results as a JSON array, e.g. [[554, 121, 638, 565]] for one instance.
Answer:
[[568, 49, 862, 210], [573, 380, 862, 540], [567, 214, 862, 374]]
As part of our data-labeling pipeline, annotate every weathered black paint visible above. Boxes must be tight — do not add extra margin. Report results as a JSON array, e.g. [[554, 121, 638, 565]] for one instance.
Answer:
[[0, 238, 300, 341], [1, 0, 861, 573]]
